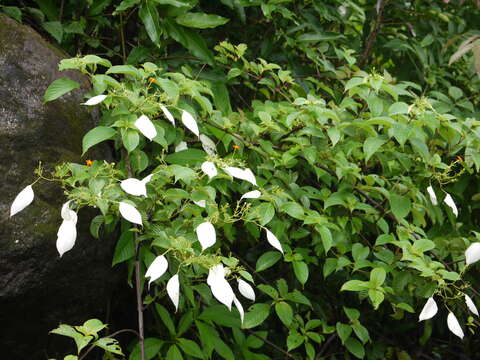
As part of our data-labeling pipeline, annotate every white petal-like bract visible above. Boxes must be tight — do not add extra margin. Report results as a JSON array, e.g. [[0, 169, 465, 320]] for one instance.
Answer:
[[223, 167, 257, 186], [181, 110, 199, 137], [10, 185, 34, 217], [465, 294, 478, 316], [196, 221, 216, 251], [142, 174, 153, 184], [427, 186, 438, 205], [233, 296, 244, 323], [167, 274, 180, 312], [207, 264, 234, 310], [238, 279, 255, 301], [465, 243, 480, 266], [119, 202, 142, 225], [83, 94, 107, 106], [447, 312, 464, 339], [200, 134, 216, 155], [56, 216, 77, 257], [175, 141, 188, 152], [201, 161, 217, 179], [242, 168, 257, 186], [121, 178, 147, 197], [135, 115, 157, 141], [61, 200, 73, 221], [418, 297, 438, 321], [161, 105, 175, 126], [145, 255, 168, 286], [265, 228, 284, 254], [240, 190, 261, 201], [193, 200, 206, 208], [444, 194, 458, 217]]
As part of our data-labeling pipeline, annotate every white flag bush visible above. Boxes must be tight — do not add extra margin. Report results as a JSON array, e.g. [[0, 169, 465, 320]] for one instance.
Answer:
[[119, 202, 142, 225], [134, 115, 157, 141], [418, 297, 438, 322], [196, 221, 216, 251], [145, 255, 168, 286], [167, 274, 180, 312]]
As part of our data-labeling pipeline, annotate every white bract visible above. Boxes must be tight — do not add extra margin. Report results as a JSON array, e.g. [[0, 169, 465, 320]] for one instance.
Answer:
[[196, 221, 216, 251], [134, 115, 157, 141], [181, 110, 199, 137], [56, 205, 78, 257], [120, 175, 152, 197], [193, 200, 206, 208], [265, 228, 284, 254], [427, 186, 438, 205], [160, 105, 175, 126], [233, 296, 244, 323], [238, 279, 255, 301], [418, 297, 438, 321], [199, 134, 216, 155], [207, 264, 234, 310], [223, 167, 257, 186], [145, 255, 168, 286], [240, 190, 261, 201], [82, 94, 107, 106], [444, 194, 458, 217], [10, 185, 35, 217], [201, 161, 217, 179], [465, 294, 478, 316], [167, 274, 180, 312], [119, 202, 142, 225], [175, 141, 188, 152], [447, 312, 464, 339], [465, 242, 480, 266]]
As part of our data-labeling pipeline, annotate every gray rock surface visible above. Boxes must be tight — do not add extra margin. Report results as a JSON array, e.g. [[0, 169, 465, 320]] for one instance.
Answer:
[[0, 14, 122, 359]]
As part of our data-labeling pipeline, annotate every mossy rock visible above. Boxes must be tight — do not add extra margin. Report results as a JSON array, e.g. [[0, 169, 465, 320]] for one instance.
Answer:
[[0, 14, 122, 359]]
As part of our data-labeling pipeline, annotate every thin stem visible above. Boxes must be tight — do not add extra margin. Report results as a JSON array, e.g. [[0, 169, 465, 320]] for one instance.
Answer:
[[245, 329, 294, 358]]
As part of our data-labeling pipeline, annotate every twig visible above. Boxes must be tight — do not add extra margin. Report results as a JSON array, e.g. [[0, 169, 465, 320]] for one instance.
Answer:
[[316, 333, 337, 359], [358, 0, 391, 67], [245, 329, 294, 358]]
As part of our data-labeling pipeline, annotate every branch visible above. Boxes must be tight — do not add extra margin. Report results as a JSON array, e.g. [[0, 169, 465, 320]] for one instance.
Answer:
[[358, 0, 391, 67]]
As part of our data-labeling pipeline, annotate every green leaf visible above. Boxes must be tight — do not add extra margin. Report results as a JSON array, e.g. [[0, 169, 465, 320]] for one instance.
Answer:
[[82, 126, 116, 155], [106, 65, 143, 78], [292, 261, 309, 285], [122, 129, 140, 153], [388, 102, 409, 116], [345, 338, 365, 359], [340, 280, 369, 292], [257, 203, 275, 226], [369, 268, 386, 287], [167, 344, 183, 360], [165, 149, 206, 166], [164, 18, 214, 65], [43, 78, 80, 103], [139, 2, 161, 45], [317, 225, 332, 253], [275, 301, 293, 326], [112, 231, 135, 267], [129, 338, 163, 360], [368, 289, 385, 309], [286, 332, 304, 351], [176, 12, 229, 29], [213, 338, 234, 360], [42, 21, 63, 43], [412, 239, 435, 254], [389, 194, 411, 220], [94, 337, 124, 355], [2, 6, 22, 22], [114, 0, 141, 13], [281, 202, 305, 220], [177, 338, 204, 359], [336, 323, 352, 344], [363, 136, 387, 162], [256, 251, 282, 272], [156, 304, 176, 335], [242, 303, 270, 329]]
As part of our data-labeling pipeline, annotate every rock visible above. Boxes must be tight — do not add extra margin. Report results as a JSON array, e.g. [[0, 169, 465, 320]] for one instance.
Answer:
[[0, 14, 123, 359]]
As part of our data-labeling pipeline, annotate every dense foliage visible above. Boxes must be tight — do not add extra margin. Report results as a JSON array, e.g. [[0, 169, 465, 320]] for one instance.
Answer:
[[4, 0, 480, 359]]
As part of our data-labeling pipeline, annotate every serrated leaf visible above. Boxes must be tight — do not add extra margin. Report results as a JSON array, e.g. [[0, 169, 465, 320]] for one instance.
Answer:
[[82, 126, 116, 155], [112, 231, 135, 267], [44, 78, 80, 103]]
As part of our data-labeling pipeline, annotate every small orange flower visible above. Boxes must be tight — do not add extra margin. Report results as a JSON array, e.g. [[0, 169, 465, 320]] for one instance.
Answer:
[[148, 77, 157, 84], [85, 160, 93, 166], [232, 145, 240, 150]]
